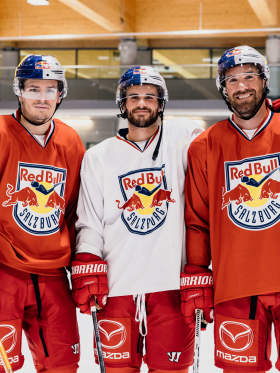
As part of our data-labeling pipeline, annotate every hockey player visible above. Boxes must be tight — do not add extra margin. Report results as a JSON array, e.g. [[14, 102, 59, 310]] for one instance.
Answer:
[[0, 55, 85, 373], [71, 66, 203, 373], [181, 45, 280, 373]]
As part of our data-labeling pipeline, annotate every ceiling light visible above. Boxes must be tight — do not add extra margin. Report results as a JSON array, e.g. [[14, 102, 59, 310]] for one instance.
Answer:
[[27, 0, 49, 5]]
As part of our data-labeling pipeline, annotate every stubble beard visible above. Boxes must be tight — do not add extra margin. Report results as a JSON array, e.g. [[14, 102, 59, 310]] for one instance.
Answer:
[[127, 108, 160, 128], [229, 89, 262, 119]]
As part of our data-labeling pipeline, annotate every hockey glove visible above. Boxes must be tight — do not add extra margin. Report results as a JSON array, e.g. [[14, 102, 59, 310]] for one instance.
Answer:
[[71, 252, 108, 314], [272, 98, 280, 112], [180, 264, 214, 330]]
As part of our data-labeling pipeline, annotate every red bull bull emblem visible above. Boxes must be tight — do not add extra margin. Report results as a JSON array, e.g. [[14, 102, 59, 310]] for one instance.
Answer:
[[226, 48, 241, 57], [2, 162, 66, 235], [115, 165, 175, 234], [223, 154, 280, 230], [35, 61, 51, 69]]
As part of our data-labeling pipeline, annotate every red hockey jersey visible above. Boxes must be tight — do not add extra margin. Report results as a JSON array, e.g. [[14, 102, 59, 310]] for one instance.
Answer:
[[185, 110, 280, 304], [0, 113, 85, 275]]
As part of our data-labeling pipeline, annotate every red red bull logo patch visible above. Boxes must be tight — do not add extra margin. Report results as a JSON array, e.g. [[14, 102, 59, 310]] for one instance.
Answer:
[[35, 60, 51, 69], [133, 67, 146, 75], [115, 165, 175, 234], [2, 162, 66, 235], [223, 154, 280, 230], [226, 48, 242, 57]]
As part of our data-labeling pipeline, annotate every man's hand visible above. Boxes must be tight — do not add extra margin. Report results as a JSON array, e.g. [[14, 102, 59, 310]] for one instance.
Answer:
[[71, 253, 108, 314], [180, 265, 214, 329]]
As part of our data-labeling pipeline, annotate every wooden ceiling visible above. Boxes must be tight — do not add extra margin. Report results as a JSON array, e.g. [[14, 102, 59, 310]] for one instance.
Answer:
[[0, 0, 279, 48]]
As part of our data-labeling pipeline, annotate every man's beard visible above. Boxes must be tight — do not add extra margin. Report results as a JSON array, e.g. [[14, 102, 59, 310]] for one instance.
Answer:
[[229, 89, 262, 119], [127, 107, 160, 128]]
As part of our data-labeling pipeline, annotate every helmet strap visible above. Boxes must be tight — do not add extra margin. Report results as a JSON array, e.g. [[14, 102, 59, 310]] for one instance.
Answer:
[[117, 101, 128, 119], [152, 117, 163, 161], [158, 100, 166, 121]]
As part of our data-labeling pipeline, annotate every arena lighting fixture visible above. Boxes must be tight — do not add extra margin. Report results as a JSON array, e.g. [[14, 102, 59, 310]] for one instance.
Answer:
[[27, 0, 49, 5]]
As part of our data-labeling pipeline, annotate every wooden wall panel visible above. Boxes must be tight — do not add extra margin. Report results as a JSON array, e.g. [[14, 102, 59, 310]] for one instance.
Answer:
[[0, 0, 110, 37], [0, 0, 278, 46], [135, 0, 201, 32]]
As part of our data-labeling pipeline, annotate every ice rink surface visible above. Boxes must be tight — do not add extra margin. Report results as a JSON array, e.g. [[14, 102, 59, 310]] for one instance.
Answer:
[[19, 311, 280, 373]]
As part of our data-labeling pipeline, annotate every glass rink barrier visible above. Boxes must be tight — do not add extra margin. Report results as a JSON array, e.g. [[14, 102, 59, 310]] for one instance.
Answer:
[[0, 63, 221, 102]]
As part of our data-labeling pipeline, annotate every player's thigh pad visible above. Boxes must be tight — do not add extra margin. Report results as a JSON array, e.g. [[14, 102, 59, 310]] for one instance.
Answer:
[[144, 290, 194, 371], [95, 295, 142, 368], [215, 297, 272, 372], [0, 318, 24, 371], [0, 264, 30, 371], [24, 274, 80, 372]]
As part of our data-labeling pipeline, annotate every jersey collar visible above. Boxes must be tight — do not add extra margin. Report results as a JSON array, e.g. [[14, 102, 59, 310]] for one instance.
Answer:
[[13, 110, 55, 148], [116, 126, 160, 152], [228, 108, 273, 141]]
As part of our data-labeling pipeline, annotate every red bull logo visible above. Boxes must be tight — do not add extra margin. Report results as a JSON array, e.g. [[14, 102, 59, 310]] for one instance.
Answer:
[[116, 194, 144, 212], [2, 162, 66, 236], [222, 184, 253, 209], [2, 184, 39, 208], [116, 165, 175, 234], [133, 67, 146, 75], [223, 154, 280, 230], [226, 48, 242, 57], [45, 191, 65, 213], [35, 60, 51, 69], [259, 179, 280, 200]]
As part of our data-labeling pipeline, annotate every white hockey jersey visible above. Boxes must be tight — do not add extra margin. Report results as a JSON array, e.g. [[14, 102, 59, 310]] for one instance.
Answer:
[[76, 120, 202, 297]]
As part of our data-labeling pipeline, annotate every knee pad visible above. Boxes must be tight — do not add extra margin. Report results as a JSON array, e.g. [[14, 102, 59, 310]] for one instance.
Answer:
[[215, 312, 270, 371], [0, 319, 24, 372]]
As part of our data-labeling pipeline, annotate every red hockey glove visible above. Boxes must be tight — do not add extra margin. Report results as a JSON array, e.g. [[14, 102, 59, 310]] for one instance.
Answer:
[[180, 264, 214, 330], [71, 253, 108, 314], [272, 98, 280, 112]]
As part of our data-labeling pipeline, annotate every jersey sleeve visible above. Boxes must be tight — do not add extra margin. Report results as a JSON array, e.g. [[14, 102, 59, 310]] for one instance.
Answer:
[[75, 148, 104, 258], [185, 136, 211, 267], [183, 124, 204, 167]]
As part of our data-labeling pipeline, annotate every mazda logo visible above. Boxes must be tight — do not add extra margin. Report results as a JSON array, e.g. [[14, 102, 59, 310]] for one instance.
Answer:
[[219, 321, 253, 352], [98, 320, 126, 350], [0, 324, 17, 353]]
